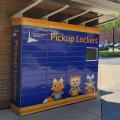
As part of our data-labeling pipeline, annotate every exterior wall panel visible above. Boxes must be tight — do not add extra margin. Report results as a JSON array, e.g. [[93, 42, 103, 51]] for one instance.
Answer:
[[0, 17, 11, 109]]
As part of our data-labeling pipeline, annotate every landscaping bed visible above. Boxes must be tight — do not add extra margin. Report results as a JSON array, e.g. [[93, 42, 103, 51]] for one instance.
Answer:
[[99, 51, 120, 57]]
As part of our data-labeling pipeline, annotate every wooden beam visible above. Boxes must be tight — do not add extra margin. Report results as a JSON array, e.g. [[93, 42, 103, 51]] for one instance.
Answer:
[[81, 15, 103, 25], [63, 10, 90, 23], [42, 5, 69, 19], [11, 0, 43, 18]]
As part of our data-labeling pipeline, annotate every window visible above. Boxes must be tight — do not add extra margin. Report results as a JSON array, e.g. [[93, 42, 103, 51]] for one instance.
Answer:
[[86, 47, 98, 61]]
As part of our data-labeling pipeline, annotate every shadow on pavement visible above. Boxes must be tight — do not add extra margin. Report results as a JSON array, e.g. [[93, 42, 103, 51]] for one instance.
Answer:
[[100, 90, 120, 120], [100, 90, 113, 96]]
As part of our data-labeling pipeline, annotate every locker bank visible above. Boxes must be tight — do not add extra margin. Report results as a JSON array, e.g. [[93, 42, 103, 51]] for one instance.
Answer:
[[11, 17, 100, 115]]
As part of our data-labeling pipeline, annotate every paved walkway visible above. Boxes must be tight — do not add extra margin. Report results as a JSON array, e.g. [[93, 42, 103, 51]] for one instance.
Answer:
[[99, 64, 120, 120], [99, 57, 120, 65], [0, 98, 101, 120]]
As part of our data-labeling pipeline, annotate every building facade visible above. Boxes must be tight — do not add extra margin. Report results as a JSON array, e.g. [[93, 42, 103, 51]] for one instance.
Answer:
[[100, 27, 120, 43], [0, 0, 120, 109]]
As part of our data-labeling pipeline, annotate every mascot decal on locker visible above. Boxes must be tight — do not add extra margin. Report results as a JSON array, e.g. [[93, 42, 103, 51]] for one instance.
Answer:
[[69, 76, 81, 97], [85, 74, 95, 94], [43, 78, 64, 103]]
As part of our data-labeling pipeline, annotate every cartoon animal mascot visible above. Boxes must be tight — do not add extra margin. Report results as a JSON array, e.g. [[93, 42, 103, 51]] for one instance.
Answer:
[[69, 76, 81, 97], [43, 78, 64, 103], [85, 74, 95, 94]]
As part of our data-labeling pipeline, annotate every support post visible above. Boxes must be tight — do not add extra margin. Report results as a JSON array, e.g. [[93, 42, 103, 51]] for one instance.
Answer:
[[113, 27, 115, 51]]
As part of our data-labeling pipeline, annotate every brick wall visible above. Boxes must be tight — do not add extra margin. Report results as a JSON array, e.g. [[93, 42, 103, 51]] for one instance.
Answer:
[[115, 27, 120, 42], [0, 17, 11, 108], [0, 0, 31, 17], [100, 27, 120, 43], [0, 0, 32, 109], [100, 29, 113, 43]]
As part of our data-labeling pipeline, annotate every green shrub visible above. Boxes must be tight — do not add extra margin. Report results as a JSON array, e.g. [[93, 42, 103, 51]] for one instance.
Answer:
[[99, 51, 120, 57]]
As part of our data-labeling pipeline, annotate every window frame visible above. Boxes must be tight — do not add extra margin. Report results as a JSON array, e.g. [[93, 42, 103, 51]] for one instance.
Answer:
[[86, 47, 98, 61]]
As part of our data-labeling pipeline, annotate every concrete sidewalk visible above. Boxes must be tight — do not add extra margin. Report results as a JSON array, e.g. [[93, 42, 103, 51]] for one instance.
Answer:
[[99, 57, 120, 65], [98, 64, 120, 90], [0, 98, 101, 120], [99, 64, 120, 120]]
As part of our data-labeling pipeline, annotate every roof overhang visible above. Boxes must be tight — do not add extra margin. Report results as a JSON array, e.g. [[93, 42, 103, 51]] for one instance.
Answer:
[[10, 0, 120, 27]]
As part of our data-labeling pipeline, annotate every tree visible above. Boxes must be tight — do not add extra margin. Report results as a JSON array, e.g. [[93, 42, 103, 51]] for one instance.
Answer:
[[99, 14, 120, 51], [100, 14, 120, 29]]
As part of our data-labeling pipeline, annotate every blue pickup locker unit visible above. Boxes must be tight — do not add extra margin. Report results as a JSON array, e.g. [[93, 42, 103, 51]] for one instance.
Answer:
[[12, 17, 100, 115]]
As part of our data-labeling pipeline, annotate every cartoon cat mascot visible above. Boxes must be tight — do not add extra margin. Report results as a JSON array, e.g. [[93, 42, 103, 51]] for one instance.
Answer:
[[85, 74, 95, 94], [69, 76, 81, 97], [43, 77, 64, 103]]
